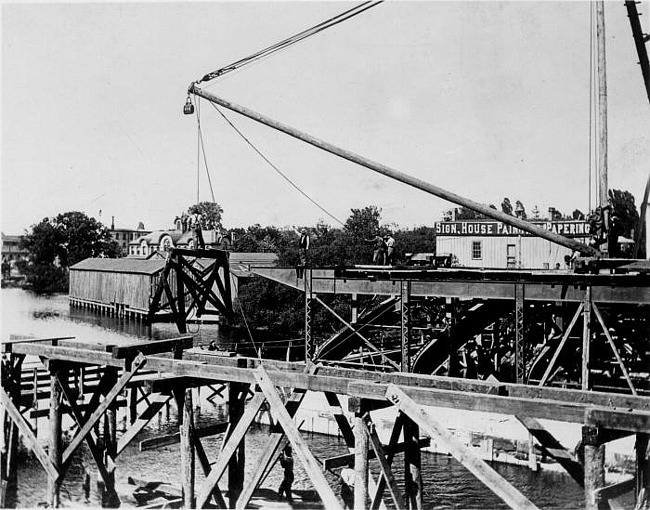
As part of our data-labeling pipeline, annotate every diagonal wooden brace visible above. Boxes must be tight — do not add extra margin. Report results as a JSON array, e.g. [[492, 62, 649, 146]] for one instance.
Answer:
[[116, 392, 171, 457], [365, 415, 404, 508], [254, 366, 342, 510], [55, 373, 114, 491], [386, 384, 540, 510], [195, 392, 266, 508], [236, 367, 318, 510], [516, 415, 584, 486], [370, 413, 404, 510], [62, 354, 147, 469], [0, 387, 59, 480]]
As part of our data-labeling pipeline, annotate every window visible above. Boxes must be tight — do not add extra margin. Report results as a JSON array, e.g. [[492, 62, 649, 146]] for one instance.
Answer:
[[506, 244, 516, 268], [471, 241, 482, 260]]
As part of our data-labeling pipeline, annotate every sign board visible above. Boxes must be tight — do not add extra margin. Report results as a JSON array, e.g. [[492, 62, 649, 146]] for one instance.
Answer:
[[434, 220, 590, 238]]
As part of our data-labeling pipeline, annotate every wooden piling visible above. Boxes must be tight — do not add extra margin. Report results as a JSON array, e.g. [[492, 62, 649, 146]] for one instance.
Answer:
[[48, 364, 63, 508], [181, 387, 195, 508], [636, 433, 649, 506], [129, 387, 137, 425], [583, 426, 605, 510], [354, 410, 369, 510], [404, 416, 423, 509], [228, 383, 246, 507]]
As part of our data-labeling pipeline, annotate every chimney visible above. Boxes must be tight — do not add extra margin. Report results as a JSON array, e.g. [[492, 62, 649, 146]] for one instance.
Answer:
[[111, 216, 115, 230]]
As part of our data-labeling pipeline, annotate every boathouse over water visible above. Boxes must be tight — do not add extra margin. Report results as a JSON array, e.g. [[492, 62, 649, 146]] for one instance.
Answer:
[[69, 252, 278, 319]]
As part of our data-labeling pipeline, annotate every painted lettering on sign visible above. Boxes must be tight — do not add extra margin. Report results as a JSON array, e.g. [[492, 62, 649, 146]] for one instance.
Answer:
[[434, 221, 589, 238]]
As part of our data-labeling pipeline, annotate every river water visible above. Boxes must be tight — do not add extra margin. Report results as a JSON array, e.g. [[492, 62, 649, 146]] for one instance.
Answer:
[[1, 288, 587, 509]]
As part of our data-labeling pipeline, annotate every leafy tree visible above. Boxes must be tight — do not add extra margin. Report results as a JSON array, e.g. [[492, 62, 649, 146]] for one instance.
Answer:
[[19, 212, 119, 293], [608, 189, 641, 257], [344, 206, 381, 240], [188, 202, 223, 230]]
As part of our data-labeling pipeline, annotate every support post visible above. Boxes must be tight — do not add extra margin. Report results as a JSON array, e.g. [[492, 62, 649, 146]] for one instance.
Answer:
[[583, 426, 605, 510], [596, 0, 609, 257], [582, 286, 592, 390], [515, 283, 525, 384], [351, 293, 359, 324], [445, 298, 459, 377], [636, 433, 649, 507], [354, 409, 369, 510], [304, 269, 313, 362], [129, 387, 138, 425], [228, 382, 246, 507], [48, 363, 64, 508], [404, 415, 423, 510], [400, 280, 411, 373], [181, 387, 195, 508], [176, 255, 188, 334]]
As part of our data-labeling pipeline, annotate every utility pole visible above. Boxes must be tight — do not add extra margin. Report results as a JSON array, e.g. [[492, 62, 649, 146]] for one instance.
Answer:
[[596, 0, 609, 256]]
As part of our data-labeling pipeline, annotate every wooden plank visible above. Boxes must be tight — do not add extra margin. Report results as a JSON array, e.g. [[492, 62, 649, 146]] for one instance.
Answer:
[[386, 384, 540, 510], [10, 343, 125, 367], [117, 393, 171, 456], [2, 336, 75, 353], [140, 356, 650, 429], [195, 392, 266, 508], [254, 367, 342, 510], [139, 422, 229, 451], [112, 337, 193, 358], [48, 366, 63, 507], [0, 387, 58, 480], [586, 408, 650, 433], [62, 354, 146, 467], [365, 415, 403, 508], [593, 478, 635, 501]]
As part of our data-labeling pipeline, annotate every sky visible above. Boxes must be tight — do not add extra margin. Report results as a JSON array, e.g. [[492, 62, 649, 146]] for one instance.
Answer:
[[2, 1, 649, 235]]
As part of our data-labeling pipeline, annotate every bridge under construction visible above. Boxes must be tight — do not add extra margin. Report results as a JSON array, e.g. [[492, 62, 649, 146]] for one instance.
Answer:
[[2, 250, 649, 509]]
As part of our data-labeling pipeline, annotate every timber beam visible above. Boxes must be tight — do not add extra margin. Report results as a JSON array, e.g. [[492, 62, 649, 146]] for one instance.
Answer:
[[250, 267, 650, 304]]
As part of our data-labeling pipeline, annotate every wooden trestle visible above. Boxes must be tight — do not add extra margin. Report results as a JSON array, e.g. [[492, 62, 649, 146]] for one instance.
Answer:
[[1, 334, 649, 509]]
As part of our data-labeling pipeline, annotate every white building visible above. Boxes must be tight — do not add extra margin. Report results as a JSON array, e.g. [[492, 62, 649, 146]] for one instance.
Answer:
[[435, 220, 590, 269]]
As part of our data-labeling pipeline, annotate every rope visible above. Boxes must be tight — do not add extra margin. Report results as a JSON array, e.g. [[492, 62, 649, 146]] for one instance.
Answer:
[[230, 273, 261, 359], [194, 99, 217, 203], [197, 2, 383, 84], [210, 102, 346, 227]]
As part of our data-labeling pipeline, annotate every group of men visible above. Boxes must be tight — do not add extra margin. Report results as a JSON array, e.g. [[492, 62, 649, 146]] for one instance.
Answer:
[[366, 232, 395, 265]]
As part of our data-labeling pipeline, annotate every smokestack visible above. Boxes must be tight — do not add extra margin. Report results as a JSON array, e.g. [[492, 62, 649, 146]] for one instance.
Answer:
[[111, 216, 115, 230]]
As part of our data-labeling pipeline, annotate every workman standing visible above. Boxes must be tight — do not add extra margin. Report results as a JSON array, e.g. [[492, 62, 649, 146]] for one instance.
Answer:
[[294, 227, 310, 278], [384, 233, 395, 265], [365, 233, 387, 265], [278, 445, 295, 501], [191, 212, 205, 249]]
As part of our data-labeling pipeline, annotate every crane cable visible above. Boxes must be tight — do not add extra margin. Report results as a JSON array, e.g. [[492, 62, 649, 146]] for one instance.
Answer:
[[194, 98, 217, 203], [196, 1, 383, 85], [209, 101, 347, 228]]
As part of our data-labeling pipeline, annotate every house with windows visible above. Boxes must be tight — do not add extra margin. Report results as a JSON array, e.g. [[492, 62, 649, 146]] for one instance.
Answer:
[[108, 221, 151, 256], [434, 220, 590, 269], [1, 233, 27, 278]]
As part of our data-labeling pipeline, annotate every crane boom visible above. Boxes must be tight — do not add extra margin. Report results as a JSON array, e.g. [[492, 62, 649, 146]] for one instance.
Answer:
[[189, 84, 599, 257]]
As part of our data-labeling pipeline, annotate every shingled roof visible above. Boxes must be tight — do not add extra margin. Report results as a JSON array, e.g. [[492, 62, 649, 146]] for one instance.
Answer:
[[70, 258, 167, 275]]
